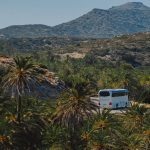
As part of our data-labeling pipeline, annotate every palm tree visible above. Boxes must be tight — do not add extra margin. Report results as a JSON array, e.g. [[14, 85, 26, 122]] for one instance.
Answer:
[[113, 104, 149, 150], [2, 56, 42, 122], [125, 104, 148, 131], [53, 87, 97, 149], [82, 109, 118, 150]]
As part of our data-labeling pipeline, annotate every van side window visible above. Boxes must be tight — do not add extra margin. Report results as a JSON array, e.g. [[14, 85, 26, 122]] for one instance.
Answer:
[[112, 92, 128, 97], [99, 91, 110, 96]]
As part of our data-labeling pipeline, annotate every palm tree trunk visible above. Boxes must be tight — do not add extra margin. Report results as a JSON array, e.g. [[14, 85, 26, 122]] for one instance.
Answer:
[[70, 129, 81, 150], [16, 95, 21, 123], [70, 132, 77, 150]]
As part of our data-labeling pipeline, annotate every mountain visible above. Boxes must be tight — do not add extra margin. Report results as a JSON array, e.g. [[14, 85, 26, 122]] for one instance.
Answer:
[[0, 2, 150, 38], [110, 2, 150, 10], [0, 24, 53, 38]]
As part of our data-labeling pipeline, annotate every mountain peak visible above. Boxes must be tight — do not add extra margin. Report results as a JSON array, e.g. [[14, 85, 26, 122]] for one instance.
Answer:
[[91, 8, 106, 14], [0, 2, 150, 38], [109, 2, 150, 11]]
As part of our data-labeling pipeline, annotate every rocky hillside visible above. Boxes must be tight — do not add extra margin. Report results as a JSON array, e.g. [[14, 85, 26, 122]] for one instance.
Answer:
[[0, 2, 150, 38], [88, 32, 150, 67], [0, 32, 150, 67], [0, 56, 64, 99]]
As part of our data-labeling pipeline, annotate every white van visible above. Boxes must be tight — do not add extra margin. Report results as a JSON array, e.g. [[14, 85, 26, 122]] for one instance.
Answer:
[[98, 89, 129, 109]]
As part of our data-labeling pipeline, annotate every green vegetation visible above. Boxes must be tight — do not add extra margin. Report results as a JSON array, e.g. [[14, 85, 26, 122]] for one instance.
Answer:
[[0, 32, 150, 67], [0, 54, 149, 149], [0, 2, 150, 149], [0, 30, 149, 150]]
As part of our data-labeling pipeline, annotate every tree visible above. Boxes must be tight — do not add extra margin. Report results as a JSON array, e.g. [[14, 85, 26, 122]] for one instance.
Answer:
[[125, 104, 148, 131], [53, 87, 97, 149], [2, 56, 42, 122], [82, 109, 118, 150], [83, 52, 97, 65], [115, 104, 149, 150]]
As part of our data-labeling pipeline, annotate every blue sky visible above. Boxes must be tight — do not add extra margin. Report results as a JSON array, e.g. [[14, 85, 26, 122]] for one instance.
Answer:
[[0, 0, 150, 29]]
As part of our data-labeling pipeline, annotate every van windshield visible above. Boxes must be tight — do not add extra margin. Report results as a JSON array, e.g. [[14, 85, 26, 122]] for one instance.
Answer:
[[99, 91, 110, 97]]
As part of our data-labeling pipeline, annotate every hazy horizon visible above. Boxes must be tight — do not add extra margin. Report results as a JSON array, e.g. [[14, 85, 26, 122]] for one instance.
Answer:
[[0, 0, 150, 29]]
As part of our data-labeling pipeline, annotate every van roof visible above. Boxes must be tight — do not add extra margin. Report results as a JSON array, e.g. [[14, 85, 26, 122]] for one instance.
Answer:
[[99, 89, 128, 93]]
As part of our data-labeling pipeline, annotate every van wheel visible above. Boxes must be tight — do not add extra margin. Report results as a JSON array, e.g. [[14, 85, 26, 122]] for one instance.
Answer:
[[116, 104, 118, 109], [125, 102, 128, 108]]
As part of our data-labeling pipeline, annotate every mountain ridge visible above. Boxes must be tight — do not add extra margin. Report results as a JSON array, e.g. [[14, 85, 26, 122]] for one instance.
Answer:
[[0, 2, 150, 38], [109, 2, 150, 10]]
